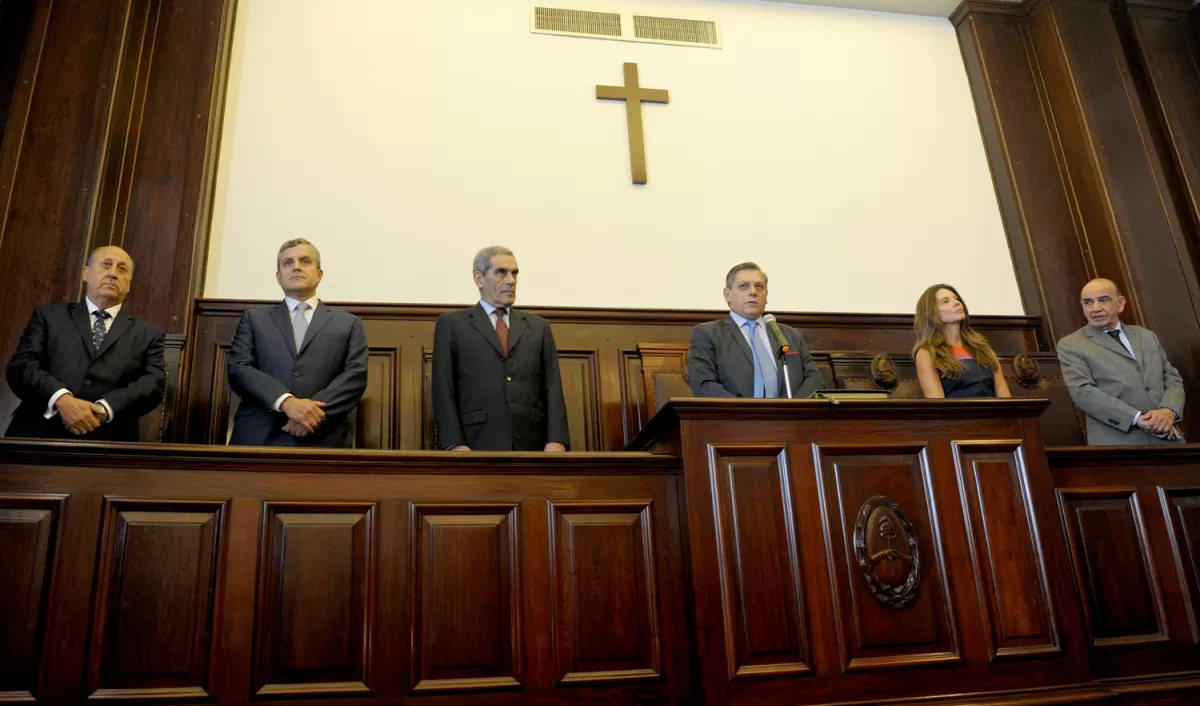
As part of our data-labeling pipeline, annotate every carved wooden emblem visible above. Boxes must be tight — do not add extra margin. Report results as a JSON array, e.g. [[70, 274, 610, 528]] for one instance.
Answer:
[[870, 353, 898, 390], [854, 496, 920, 609], [1012, 353, 1041, 389]]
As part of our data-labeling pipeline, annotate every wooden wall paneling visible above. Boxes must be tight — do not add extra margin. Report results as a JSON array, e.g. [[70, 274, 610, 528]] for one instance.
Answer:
[[0, 0, 36, 142], [0, 493, 64, 702], [1124, 0, 1200, 270], [1027, 0, 1200, 440], [953, 2, 1091, 345], [410, 504, 522, 693], [549, 502, 662, 685], [814, 444, 960, 672], [1158, 487, 1200, 645], [115, 0, 234, 335], [356, 346, 399, 449], [707, 445, 811, 680], [253, 502, 375, 698], [86, 497, 226, 700], [558, 350, 601, 452], [1056, 488, 1169, 648], [952, 441, 1060, 660]]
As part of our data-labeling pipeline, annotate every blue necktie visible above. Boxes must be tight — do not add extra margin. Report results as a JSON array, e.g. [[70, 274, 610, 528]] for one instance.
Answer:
[[746, 321, 779, 398]]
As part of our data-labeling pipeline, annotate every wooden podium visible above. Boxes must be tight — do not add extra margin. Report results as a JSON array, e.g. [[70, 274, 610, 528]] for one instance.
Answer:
[[628, 398, 1098, 706]]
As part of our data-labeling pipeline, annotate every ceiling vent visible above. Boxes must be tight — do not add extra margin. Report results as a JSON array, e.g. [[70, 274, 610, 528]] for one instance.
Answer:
[[532, 7, 721, 48]]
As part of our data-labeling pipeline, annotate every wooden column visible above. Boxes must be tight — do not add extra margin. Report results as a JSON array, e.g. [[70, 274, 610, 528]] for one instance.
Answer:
[[0, 0, 236, 435], [956, 0, 1200, 440]]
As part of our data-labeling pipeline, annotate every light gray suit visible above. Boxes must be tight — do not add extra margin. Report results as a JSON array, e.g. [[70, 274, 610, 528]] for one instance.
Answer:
[[1056, 323, 1185, 445]]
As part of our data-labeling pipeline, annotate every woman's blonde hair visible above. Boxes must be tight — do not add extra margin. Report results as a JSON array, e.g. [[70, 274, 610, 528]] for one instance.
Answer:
[[912, 284, 1000, 378]]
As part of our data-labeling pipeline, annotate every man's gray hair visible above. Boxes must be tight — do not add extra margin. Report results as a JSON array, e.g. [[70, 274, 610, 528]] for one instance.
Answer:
[[278, 238, 321, 268], [725, 262, 767, 289], [473, 245, 514, 275]]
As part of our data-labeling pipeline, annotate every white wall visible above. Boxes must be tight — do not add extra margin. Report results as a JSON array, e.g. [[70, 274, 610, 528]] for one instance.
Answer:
[[205, 0, 1023, 315]]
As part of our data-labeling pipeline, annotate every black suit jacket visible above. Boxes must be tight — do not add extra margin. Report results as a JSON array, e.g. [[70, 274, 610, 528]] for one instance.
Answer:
[[227, 302, 368, 447], [432, 304, 570, 451], [687, 316, 824, 398], [5, 302, 165, 441]]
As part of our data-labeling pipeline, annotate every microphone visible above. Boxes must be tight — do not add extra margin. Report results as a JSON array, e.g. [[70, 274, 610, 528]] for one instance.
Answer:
[[762, 314, 790, 355]]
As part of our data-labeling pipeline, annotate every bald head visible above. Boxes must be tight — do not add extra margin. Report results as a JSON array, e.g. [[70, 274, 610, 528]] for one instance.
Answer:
[[1079, 278, 1125, 330], [82, 245, 134, 307]]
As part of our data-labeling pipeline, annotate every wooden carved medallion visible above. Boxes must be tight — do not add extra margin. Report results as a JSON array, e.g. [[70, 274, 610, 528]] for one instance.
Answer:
[[854, 495, 921, 609]]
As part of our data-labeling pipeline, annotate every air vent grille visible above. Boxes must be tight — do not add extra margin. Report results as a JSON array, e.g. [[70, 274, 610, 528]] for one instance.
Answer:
[[632, 15, 719, 46], [533, 7, 622, 37]]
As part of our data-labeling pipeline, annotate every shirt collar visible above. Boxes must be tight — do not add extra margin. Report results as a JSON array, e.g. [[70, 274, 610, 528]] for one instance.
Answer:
[[1102, 321, 1125, 335], [284, 295, 319, 313], [479, 300, 508, 316], [729, 311, 761, 329], [85, 297, 122, 319]]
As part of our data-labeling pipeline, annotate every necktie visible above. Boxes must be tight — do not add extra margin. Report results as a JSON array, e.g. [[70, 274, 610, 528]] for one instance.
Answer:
[[495, 307, 509, 355], [1105, 328, 1132, 357], [746, 321, 779, 398], [292, 302, 310, 351], [92, 310, 109, 352]]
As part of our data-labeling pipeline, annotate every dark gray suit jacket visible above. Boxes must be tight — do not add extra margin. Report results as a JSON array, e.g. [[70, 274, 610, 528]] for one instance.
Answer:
[[687, 316, 824, 398], [1057, 323, 1185, 445], [227, 301, 368, 447], [5, 302, 165, 441], [432, 304, 569, 451]]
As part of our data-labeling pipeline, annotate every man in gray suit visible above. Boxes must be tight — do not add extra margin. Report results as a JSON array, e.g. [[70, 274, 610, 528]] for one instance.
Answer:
[[1057, 278, 1184, 445], [227, 239, 368, 447], [688, 262, 824, 399]]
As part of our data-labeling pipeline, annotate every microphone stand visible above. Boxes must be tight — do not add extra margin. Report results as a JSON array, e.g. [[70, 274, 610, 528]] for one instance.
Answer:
[[778, 348, 793, 399]]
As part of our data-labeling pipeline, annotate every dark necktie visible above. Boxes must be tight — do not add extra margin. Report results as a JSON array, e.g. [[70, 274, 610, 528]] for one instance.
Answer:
[[1106, 329, 1122, 343], [92, 310, 109, 352], [495, 308, 509, 355]]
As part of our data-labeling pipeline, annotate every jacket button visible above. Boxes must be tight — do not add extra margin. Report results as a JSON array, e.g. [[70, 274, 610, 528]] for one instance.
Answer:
[[506, 376, 512, 382], [1145, 387, 1151, 392], [293, 372, 300, 377], [83, 379, 92, 386]]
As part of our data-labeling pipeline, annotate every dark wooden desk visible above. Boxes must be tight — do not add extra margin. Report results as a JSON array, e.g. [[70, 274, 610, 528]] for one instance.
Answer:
[[2, 402, 1199, 705]]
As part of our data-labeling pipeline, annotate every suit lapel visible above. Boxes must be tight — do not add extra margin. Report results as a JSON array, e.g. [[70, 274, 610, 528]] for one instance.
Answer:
[[469, 304, 505, 356], [1086, 326, 1135, 361], [1126, 326, 1145, 368], [506, 310, 527, 355], [270, 303, 298, 358], [96, 310, 134, 358], [724, 317, 754, 365], [71, 303, 97, 359], [298, 302, 332, 354]]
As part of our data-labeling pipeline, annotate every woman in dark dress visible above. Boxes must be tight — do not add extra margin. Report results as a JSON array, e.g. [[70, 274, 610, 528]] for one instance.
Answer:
[[912, 284, 1012, 399]]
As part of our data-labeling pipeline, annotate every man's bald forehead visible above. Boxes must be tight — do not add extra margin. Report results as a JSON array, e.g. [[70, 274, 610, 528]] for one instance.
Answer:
[[1081, 278, 1120, 297]]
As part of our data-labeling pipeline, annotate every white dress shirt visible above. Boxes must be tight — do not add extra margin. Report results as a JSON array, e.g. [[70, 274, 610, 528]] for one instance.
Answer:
[[479, 300, 511, 330], [272, 295, 320, 412], [45, 298, 121, 422]]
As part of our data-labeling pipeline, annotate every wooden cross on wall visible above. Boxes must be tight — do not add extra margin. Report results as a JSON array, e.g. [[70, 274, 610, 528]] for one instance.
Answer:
[[596, 63, 669, 185]]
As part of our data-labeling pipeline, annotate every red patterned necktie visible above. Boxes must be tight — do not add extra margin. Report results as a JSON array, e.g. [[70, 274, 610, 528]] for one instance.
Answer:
[[495, 307, 509, 355]]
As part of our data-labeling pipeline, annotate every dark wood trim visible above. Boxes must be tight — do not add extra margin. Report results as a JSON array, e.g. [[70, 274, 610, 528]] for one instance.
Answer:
[[1047, 443, 1200, 466]]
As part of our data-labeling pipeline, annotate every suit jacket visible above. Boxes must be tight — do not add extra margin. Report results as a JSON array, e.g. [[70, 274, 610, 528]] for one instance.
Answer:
[[432, 304, 570, 451], [5, 302, 165, 441], [688, 316, 825, 399], [1057, 323, 1185, 445], [227, 302, 368, 447]]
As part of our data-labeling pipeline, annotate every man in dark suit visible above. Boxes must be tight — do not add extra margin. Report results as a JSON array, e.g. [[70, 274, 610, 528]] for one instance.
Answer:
[[5, 245, 165, 441], [227, 238, 368, 447], [688, 262, 824, 398], [432, 246, 569, 451], [1058, 278, 1185, 445]]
